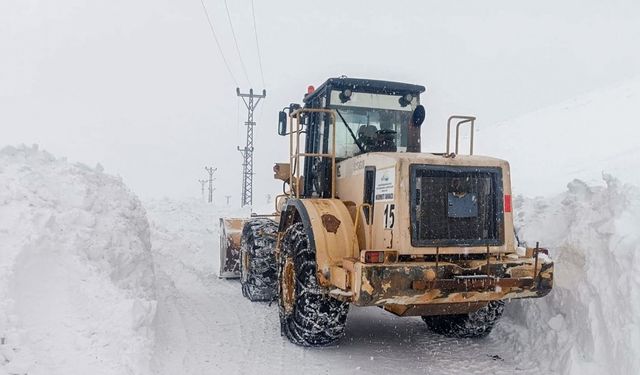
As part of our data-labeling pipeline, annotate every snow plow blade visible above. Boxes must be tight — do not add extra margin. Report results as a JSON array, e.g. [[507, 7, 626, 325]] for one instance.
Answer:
[[218, 218, 247, 278]]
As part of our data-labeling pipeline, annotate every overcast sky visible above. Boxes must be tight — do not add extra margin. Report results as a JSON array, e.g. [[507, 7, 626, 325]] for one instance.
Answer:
[[2, 0, 639, 204]]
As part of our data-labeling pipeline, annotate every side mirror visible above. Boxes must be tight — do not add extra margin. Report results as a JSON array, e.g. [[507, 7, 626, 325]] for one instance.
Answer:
[[412, 105, 426, 127], [278, 111, 288, 136]]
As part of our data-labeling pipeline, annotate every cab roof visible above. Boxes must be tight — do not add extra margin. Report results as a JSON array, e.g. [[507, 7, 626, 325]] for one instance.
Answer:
[[303, 77, 426, 104]]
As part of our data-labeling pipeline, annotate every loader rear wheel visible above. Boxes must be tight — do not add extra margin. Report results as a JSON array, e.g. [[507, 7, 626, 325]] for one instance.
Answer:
[[278, 222, 349, 347], [421, 300, 505, 338], [240, 218, 278, 302]]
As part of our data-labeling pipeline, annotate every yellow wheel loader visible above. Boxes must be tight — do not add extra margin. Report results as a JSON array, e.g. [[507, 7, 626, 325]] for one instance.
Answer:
[[219, 77, 553, 347]]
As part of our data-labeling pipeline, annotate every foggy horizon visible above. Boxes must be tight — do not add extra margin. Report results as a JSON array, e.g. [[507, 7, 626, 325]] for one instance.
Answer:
[[2, 0, 639, 202]]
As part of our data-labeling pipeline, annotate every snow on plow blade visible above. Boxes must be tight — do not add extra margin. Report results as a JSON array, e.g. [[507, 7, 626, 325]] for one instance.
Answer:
[[218, 218, 246, 278]]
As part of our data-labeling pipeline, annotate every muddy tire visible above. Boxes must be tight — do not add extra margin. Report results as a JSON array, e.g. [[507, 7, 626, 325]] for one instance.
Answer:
[[240, 218, 278, 302], [278, 222, 349, 347], [421, 301, 505, 338]]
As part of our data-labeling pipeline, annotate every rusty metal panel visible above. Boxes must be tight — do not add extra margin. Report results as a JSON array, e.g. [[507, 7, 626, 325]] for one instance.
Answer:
[[384, 301, 488, 317], [411, 277, 535, 292], [330, 266, 350, 290], [349, 259, 553, 307]]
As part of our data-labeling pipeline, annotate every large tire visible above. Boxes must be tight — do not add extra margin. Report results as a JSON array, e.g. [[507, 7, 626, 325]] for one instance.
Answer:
[[278, 222, 349, 347], [240, 218, 278, 302], [421, 301, 505, 338]]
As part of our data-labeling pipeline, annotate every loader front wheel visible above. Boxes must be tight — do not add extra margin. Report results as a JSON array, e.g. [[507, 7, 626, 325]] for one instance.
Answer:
[[421, 300, 505, 338], [240, 218, 278, 302], [278, 222, 348, 347]]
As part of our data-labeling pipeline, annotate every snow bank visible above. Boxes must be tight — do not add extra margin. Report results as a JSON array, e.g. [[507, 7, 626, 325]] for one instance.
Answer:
[[500, 175, 640, 375], [0, 145, 156, 375]]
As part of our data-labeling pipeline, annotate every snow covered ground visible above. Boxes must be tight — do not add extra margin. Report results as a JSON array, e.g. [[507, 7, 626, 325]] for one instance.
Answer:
[[145, 199, 537, 375], [1, 78, 639, 374], [143, 180, 640, 375], [1, 145, 639, 375]]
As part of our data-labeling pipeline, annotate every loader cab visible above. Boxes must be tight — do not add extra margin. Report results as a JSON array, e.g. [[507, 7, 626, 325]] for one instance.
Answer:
[[297, 77, 426, 198]]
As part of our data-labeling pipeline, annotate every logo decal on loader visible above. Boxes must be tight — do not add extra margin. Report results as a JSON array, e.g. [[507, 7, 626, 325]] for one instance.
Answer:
[[321, 214, 341, 234], [375, 167, 395, 201]]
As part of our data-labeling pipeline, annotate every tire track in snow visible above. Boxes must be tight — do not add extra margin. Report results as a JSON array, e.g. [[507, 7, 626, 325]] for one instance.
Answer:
[[151, 225, 274, 374]]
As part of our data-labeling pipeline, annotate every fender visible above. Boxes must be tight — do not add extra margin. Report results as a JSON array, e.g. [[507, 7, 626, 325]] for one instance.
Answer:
[[280, 198, 355, 286]]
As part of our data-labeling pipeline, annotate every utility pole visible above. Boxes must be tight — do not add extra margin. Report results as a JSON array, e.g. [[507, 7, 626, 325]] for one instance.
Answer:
[[225, 195, 232, 206], [237, 88, 266, 208], [198, 179, 207, 202], [204, 166, 217, 204]]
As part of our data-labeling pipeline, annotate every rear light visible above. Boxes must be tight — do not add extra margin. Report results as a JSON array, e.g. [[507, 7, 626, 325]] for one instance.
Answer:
[[504, 194, 512, 213], [364, 251, 384, 263]]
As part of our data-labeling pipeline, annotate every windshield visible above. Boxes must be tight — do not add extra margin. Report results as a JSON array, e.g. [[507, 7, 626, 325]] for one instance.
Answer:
[[329, 90, 418, 159]]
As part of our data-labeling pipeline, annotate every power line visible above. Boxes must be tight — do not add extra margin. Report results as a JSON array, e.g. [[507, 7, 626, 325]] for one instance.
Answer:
[[198, 0, 238, 85], [250, 0, 266, 88], [223, 0, 252, 86]]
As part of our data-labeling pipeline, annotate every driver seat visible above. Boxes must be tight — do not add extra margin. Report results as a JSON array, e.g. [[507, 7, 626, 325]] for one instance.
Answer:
[[357, 125, 378, 153], [357, 125, 378, 140], [357, 125, 397, 153]]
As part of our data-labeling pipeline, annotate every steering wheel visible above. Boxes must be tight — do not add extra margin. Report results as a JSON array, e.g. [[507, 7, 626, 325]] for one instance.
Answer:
[[376, 129, 397, 136]]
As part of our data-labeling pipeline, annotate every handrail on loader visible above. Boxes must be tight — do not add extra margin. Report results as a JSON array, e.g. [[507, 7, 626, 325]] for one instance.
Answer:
[[445, 115, 477, 155], [287, 108, 337, 198]]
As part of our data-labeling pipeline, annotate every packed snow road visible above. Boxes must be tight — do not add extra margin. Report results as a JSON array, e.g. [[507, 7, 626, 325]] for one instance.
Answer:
[[146, 200, 537, 375]]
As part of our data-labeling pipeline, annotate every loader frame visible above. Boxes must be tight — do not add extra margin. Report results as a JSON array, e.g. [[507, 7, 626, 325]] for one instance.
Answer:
[[219, 77, 553, 342]]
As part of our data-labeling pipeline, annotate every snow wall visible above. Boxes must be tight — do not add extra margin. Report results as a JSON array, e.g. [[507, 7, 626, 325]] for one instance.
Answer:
[[0, 145, 156, 375], [500, 175, 640, 374]]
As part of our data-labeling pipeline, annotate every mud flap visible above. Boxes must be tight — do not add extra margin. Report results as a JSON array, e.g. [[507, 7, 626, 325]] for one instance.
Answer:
[[218, 218, 246, 278]]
